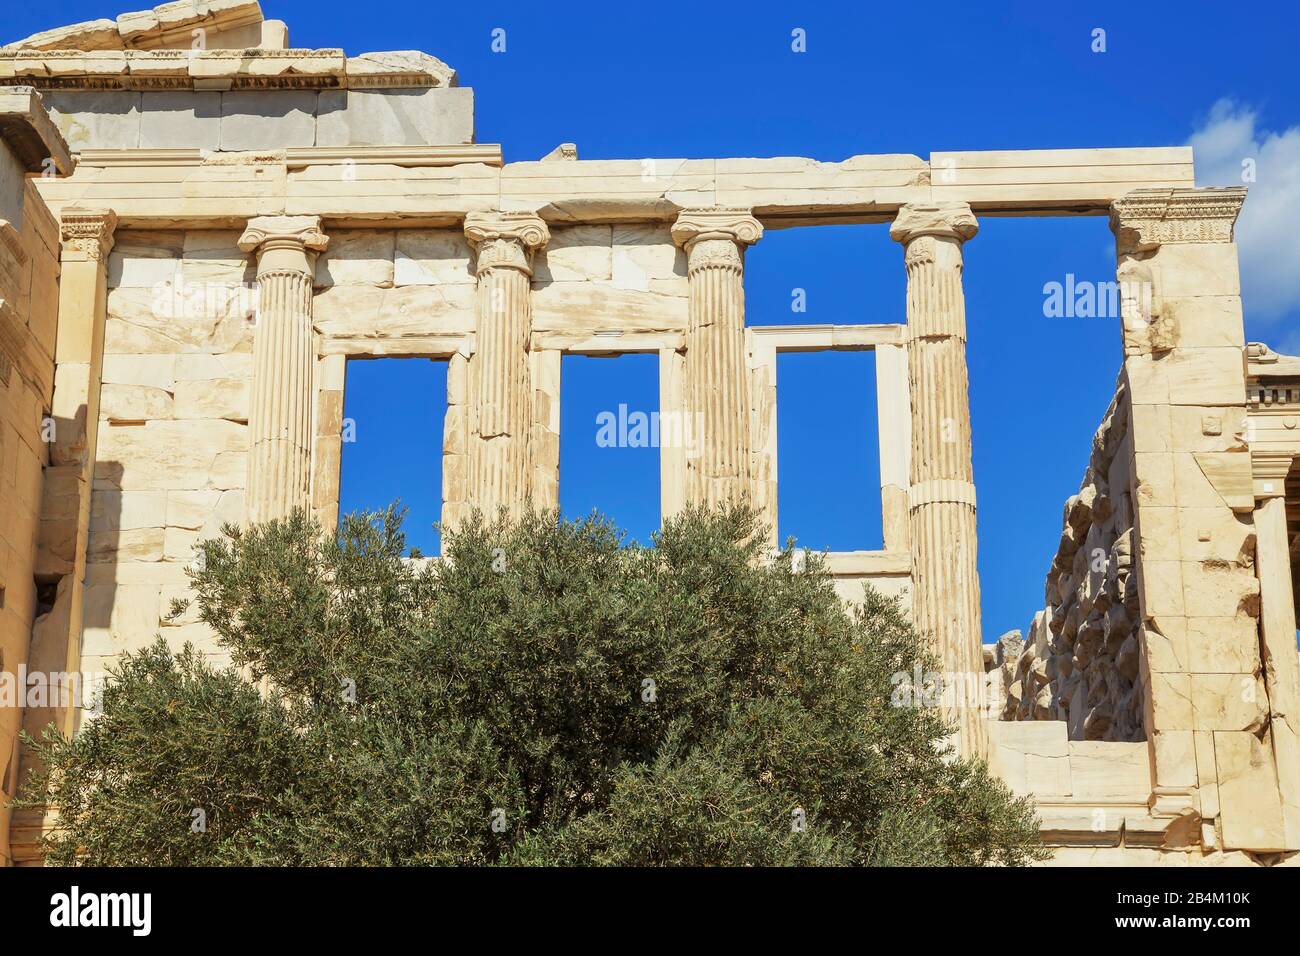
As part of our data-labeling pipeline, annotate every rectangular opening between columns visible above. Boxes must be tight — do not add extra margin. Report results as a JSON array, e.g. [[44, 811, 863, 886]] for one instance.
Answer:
[[744, 223, 903, 326], [559, 353, 661, 545], [776, 350, 883, 552], [339, 357, 448, 557]]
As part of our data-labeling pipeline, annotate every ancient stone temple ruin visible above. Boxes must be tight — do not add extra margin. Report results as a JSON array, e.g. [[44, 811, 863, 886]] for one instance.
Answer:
[[0, 1, 1297, 866]]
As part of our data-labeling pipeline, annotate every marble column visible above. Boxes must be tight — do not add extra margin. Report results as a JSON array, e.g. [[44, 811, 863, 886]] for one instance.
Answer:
[[463, 211, 549, 519], [671, 208, 763, 509], [238, 215, 328, 526], [890, 201, 986, 759]]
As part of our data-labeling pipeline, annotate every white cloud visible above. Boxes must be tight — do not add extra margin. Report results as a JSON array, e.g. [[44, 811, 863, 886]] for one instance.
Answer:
[[1187, 99, 1300, 346]]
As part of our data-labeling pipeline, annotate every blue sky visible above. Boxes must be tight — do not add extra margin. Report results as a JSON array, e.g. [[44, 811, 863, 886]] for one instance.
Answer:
[[12, 0, 1298, 641]]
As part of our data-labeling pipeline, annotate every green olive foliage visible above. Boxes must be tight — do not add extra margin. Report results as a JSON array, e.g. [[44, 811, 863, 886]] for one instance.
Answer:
[[19, 506, 1046, 866]]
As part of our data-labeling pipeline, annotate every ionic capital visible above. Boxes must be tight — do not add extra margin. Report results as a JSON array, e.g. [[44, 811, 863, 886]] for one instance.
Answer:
[[1110, 186, 1246, 256], [238, 215, 329, 276], [889, 202, 978, 246], [59, 207, 117, 262], [671, 208, 762, 272], [464, 211, 550, 276]]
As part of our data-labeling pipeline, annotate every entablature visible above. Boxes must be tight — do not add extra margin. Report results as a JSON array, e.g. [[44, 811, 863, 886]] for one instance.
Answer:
[[31, 146, 1196, 232]]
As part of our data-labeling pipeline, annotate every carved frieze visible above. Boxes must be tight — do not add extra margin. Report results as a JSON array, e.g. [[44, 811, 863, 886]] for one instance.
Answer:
[[1110, 187, 1247, 255], [58, 207, 117, 261]]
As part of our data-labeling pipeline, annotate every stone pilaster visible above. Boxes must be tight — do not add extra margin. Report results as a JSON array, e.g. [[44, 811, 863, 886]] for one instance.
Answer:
[[238, 215, 328, 526], [463, 211, 549, 520], [1110, 187, 1288, 848], [34, 208, 116, 733], [1251, 450, 1300, 850], [671, 208, 762, 509], [890, 201, 986, 759]]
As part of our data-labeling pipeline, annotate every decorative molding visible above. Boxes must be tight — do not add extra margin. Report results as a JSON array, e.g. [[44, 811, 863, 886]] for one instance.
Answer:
[[74, 145, 503, 169], [1110, 187, 1247, 255], [541, 143, 578, 162], [889, 201, 978, 245], [463, 211, 549, 276], [285, 145, 500, 169], [909, 478, 978, 510], [58, 207, 117, 260]]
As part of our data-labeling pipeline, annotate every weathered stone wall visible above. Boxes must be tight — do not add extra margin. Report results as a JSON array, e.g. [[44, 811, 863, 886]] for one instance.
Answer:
[[81, 228, 252, 673], [77, 222, 693, 666], [0, 127, 65, 867], [997, 380, 1145, 742], [310, 225, 685, 352]]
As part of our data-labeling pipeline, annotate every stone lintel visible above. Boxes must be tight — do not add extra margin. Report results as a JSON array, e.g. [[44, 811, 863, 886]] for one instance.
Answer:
[[31, 148, 1202, 231]]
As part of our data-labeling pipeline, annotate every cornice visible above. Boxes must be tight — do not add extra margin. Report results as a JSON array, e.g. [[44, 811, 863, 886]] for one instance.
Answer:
[[0, 48, 456, 92], [0, 295, 54, 400], [3, 1, 265, 53], [73, 144, 503, 169], [0, 85, 73, 174]]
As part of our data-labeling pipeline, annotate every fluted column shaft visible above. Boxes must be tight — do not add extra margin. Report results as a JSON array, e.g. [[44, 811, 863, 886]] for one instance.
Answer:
[[672, 209, 763, 508], [238, 216, 328, 526], [464, 212, 549, 519], [891, 202, 986, 758]]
